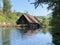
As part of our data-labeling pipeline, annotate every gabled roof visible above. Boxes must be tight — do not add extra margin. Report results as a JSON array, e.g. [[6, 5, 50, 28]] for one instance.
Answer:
[[17, 13, 40, 24]]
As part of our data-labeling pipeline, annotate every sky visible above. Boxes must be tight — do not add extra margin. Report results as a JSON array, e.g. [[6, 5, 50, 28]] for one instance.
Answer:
[[0, 0, 52, 16]]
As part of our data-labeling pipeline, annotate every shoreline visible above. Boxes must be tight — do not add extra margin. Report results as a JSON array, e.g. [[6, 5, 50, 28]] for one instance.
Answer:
[[0, 25, 20, 27]]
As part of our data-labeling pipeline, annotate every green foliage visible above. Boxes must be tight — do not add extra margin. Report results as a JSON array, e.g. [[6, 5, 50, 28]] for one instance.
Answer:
[[0, 11, 22, 25], [0, 0, 22, 25], [31, 0, 60, 45], [16, 12, 22, 17], [0, 15, 7, 22], [37, 16, 49, 27], [3, 0, 11, 18]]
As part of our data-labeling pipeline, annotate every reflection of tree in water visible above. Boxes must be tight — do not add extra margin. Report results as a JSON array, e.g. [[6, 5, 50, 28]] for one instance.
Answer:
[[42, 27, 60, 45], [51, 28, 60, 45], [2, 28, 11, 45], [42, 27, 49, 34], [0, 29, 2, 45]]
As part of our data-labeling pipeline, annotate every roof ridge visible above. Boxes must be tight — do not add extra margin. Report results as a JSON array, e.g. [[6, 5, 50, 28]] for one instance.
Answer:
[[26, 15, 36, 23]]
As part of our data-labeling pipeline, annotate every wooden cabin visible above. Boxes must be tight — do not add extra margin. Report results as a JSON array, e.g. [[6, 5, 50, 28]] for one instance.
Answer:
[[16, 13, 42, 28]]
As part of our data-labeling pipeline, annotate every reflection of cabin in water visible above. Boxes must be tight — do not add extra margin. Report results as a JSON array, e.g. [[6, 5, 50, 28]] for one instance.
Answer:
[[16, 13, 42, 28]]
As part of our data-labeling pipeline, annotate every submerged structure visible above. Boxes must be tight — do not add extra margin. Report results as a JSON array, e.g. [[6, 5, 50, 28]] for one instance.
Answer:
[[16, 13, 42, 28]]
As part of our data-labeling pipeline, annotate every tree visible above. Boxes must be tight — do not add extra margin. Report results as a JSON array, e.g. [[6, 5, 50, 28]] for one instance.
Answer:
[[0, 0, 2, 12], [30, 0, 60, 45], [0, 4, 1, 10], [3, 0, 11, 17]]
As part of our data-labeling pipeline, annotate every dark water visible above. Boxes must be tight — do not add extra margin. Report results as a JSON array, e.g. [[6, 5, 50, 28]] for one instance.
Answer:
[[0, 27, 53, 45]]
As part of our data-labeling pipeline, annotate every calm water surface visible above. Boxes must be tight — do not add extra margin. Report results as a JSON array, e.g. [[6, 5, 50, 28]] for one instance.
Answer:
[[0, 27, 53, 45]]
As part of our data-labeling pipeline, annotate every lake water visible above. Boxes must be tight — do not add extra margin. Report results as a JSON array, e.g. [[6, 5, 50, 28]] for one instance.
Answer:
[[0, 27, 53, 45]]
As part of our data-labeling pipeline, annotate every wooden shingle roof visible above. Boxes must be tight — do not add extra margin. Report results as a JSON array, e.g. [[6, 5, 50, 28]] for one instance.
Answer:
[[16, 13, 40, 24], [23, 13, 40, 24]]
